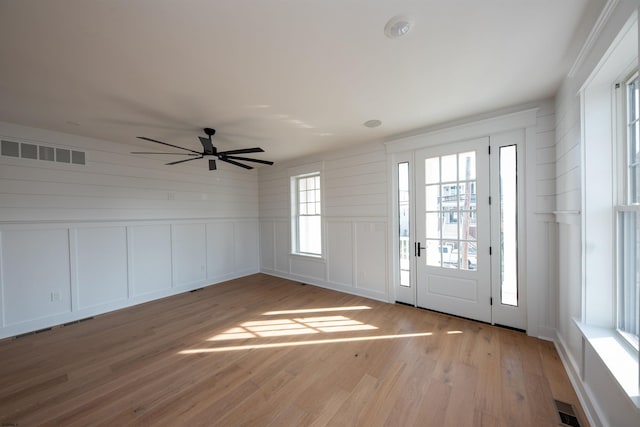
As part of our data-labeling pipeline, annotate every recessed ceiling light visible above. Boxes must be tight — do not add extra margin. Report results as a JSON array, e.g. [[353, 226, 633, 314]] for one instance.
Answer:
[[384, 15, 413, 39], [364, 119, 382, 128]]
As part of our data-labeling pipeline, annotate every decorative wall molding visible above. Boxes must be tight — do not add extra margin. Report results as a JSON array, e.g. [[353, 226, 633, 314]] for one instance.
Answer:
[[0, 218, 260, 339], [384, 108, 538, 153]]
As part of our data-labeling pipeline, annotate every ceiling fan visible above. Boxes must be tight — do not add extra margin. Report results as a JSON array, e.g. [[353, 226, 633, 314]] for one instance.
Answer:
[[132, 128, 274, 170]]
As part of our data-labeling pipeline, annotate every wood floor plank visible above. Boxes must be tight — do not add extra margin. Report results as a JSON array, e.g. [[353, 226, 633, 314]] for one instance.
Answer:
[[0, 274, 588, 426]]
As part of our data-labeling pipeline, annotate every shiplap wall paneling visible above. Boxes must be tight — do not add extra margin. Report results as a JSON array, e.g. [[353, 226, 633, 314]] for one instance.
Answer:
[[234, 220, 259, 274], [326, 220, 353, 287], [323, 149, 387, 218], [206, 222, 236, 280], [75, 226, 128, 309], [1, 228, 71, 326], [171, 223, 207, 288], [355, 222, 387, 296], [129, 224, 172, 297], [0, 121, 259, 223]]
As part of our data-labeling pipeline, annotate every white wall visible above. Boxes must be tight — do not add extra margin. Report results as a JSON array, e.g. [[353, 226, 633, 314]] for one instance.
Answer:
[[553, 1, 640, 426], [0, 121, 260, 339], [529, 100, 560, 339], [258, 142, 389, 301]]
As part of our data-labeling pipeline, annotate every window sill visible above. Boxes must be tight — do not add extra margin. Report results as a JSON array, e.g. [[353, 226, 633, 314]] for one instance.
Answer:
[[574, 319, 640, 409], [289, 252, 326, 262]]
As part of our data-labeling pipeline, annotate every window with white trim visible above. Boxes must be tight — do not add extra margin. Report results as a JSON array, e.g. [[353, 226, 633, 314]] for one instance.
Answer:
[[291, 172, 322, 256], [617, 72, 640, 349]]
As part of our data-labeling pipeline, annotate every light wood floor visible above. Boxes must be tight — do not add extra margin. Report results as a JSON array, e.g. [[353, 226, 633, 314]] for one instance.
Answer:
[[0, 274, 587, 426]]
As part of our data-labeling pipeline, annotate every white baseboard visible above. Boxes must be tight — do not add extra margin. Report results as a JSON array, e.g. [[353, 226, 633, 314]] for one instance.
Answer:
[[554, 332, 603, 427], [261, 268, 390, 303]]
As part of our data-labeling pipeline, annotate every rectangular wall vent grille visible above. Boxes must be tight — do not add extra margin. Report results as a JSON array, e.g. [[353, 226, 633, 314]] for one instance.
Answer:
[[1, 140, 19, 157], [1, 139, 85, 165], [21, 142, 37, 159], [554, 399, 581, 427]]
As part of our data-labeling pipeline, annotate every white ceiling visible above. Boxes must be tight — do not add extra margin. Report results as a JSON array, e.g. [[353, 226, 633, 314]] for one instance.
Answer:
[[0, 0, 601, 164]]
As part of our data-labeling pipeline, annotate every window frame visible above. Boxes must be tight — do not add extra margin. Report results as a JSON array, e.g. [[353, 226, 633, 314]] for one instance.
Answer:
[[615, 71, 640, 350], [290, 169, 323, 257]]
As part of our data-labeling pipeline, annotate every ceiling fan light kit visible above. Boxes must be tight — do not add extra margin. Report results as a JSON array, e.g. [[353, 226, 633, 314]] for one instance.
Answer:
[[132, 128, 274, 171]]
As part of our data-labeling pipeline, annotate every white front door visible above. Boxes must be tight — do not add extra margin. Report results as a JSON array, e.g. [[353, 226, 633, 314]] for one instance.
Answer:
[[393, 134, 526, 330], [415, 138, 491, 322]]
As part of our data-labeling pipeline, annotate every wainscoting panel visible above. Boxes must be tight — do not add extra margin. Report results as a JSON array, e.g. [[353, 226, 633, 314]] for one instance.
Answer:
[[207, 222, 236, 280], [326, 221, 353, 287], [171, 223, 207, 288], [130, 224, 172, 297], [76, 226, 128, 309], [259, 220, 275, 271], [235, 220, 259, 274], [274, 220, 290, 274], [290, 256, 326, 281], [355, 222, 387, 294], [1, 228, 71, 326], [260, 217, 389, 302]]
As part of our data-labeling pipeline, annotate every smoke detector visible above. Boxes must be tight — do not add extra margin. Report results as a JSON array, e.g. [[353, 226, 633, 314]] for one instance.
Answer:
[[384, 15, 414, 39]]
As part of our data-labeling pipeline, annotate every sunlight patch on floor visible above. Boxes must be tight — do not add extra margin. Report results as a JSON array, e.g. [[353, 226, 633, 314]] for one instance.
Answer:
[[262, 306, 372, 316], [208, 315, 378, 341], [181, 332, 434, 354]]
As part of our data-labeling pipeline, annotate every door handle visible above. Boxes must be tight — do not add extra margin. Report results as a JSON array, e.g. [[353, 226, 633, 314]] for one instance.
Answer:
[[414, 242, 426, 257]]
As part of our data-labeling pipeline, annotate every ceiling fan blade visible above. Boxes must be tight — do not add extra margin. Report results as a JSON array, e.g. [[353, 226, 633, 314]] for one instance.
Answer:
[[218, 147, 264, 156], [137, 136, 201, 154], [165, 156, 203, 166], [209, 159, 217, 171], [198, 136, 215, 155], [131, 152, 199, 156], [223, 155, 274, 165], [219, 157, 253, 169]]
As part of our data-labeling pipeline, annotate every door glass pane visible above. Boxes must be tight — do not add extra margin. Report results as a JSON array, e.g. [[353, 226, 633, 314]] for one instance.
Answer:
[[425, 157, 440, 184], [426, 213, 440, 238], [398, 162, 410, 287], [459, 211, 476, 241], [500, 145, 518, 306], [442, 241, 458, 269], [459, 241, 477, 271], [458, 152, 476, 180], [425, 185, 440, 211], [441, 155, 457, 182], [441, 184, 458, 208], [442, 209, 458, 240]]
